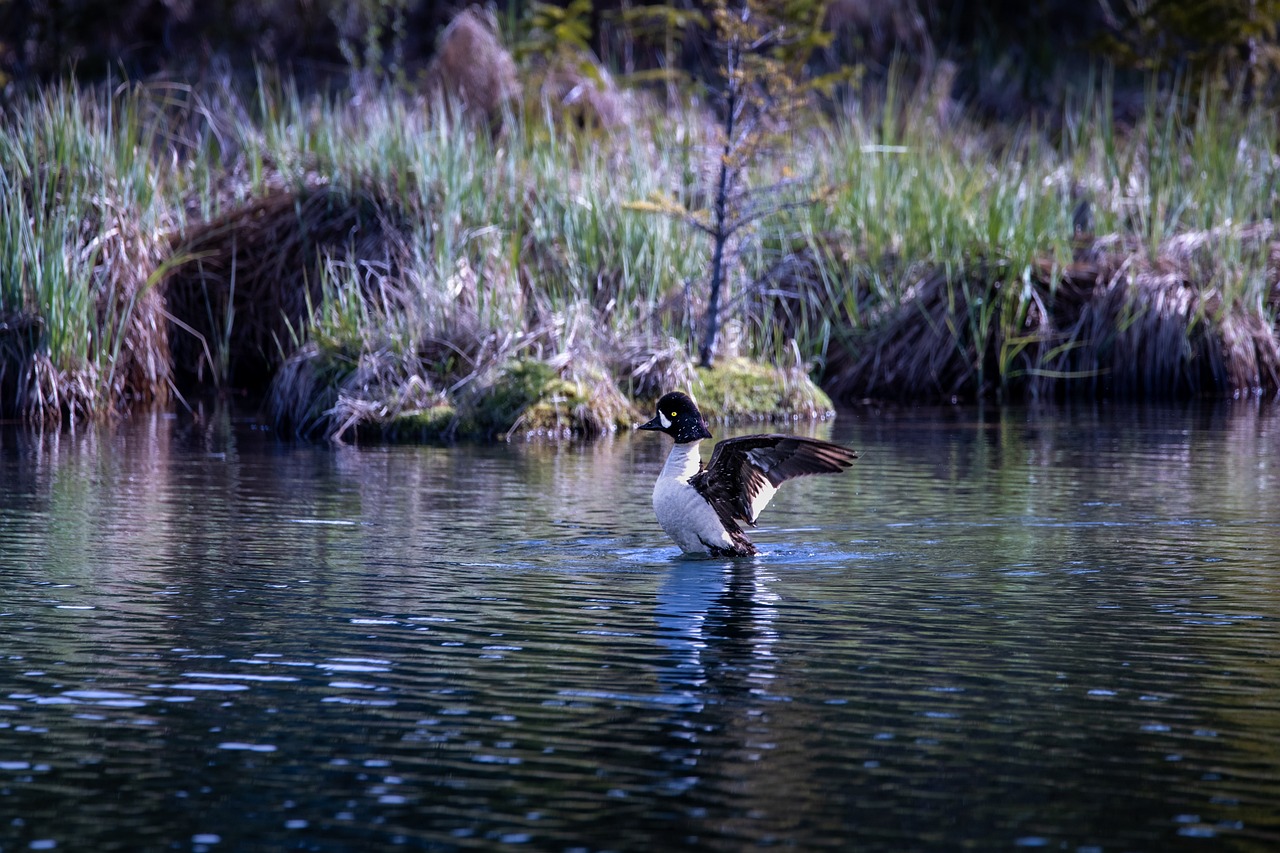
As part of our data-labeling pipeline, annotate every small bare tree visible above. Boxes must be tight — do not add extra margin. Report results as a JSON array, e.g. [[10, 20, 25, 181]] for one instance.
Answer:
[[629, 0, 842, 368]]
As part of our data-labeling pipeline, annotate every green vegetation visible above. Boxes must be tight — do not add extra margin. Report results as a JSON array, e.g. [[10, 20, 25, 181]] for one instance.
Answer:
[[688, 358, 833, 421], [815, 77, 1279, 401], [1, 8, 1278, 439], [626, 0, 846, 368], [1101, 0, 1280, 99], [1, 83, 174, 423]]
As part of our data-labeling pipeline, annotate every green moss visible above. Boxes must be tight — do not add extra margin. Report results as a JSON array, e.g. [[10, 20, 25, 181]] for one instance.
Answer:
[[381, 404, 456, 442], [468, 360, 559, 435], [688, 357, 834, 421], [465, 358, 637, 439]]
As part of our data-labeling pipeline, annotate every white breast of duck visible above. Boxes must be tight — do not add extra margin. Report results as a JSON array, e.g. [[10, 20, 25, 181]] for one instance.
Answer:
[[651, 442, 740, 555]]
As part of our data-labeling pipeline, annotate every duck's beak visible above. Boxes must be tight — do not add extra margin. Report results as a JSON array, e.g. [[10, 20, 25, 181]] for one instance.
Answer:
[[638, 415, 663, 431]]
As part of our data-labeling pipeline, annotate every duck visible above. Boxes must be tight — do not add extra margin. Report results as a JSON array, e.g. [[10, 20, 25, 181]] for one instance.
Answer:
[[639, 391, 858, 556]]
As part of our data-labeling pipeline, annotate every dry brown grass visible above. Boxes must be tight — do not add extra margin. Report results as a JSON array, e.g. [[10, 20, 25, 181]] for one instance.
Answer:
[[267, 341, 450, 441], [165, 178, 400, 390], [824, 227, 1280, 402], [97, 214, 172, 412], [538, 53, 633, 131], [422, 6, 519, 127], [0, 195, 171, 425]]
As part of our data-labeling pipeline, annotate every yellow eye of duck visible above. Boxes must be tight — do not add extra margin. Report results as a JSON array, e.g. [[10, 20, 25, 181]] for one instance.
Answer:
[[669, 412, 678, 418]]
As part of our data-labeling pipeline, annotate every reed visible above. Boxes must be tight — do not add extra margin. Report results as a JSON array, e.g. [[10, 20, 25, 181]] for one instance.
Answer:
[[1, 81, 178, 422], [804, 73, 1279, 401], [2, 63, 1276, 436], [243, 84, 711, 439]]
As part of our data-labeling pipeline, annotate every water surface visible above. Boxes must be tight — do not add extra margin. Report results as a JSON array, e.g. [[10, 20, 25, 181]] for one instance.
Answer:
[[2, 403, 1279, 851]]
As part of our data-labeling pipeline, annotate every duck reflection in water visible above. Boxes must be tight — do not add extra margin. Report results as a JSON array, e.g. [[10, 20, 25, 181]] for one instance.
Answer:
[[654, 559, 780, 709], [649, 559, 784, 805]]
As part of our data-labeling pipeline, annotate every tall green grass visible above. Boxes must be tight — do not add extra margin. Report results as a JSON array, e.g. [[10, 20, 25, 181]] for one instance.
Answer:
[[1, 82, 181, 418], [798, 74, 1277, 398], [2, 67, 1276, 429], [233, 83, 716, 435]]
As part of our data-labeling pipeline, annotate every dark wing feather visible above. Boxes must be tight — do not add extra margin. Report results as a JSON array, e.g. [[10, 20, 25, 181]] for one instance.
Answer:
[[689, 434, 858, 529]]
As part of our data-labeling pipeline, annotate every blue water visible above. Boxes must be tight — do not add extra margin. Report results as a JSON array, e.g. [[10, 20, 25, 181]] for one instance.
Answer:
[[1, 403, 1279, 851]]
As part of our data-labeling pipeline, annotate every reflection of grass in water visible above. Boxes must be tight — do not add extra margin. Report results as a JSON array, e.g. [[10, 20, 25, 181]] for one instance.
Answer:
[[5, 404, 1280, 853], [2, 69, 1277, 435]]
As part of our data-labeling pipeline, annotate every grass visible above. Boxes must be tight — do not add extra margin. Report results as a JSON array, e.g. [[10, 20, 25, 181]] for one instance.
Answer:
[[1, 81, 177, 422], [806, 74, 1279, 401], [1, 64, 1277, 438]]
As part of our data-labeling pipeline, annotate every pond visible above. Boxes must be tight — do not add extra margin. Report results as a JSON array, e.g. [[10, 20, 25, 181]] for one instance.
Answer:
[[2, 402, 1279, 851]]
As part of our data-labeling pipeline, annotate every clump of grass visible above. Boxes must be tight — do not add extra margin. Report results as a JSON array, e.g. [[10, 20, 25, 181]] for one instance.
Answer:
[[5, 48, 1278, 437], [0, 81, 177, 423], [422, 5, 519, 129], [803, 72, 1280, 401], [165, 179, 400, 390], [253, 78, 721, 440]]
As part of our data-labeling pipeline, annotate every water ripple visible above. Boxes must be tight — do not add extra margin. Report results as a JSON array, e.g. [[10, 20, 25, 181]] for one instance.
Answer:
[[1, 406, 1279, 851]]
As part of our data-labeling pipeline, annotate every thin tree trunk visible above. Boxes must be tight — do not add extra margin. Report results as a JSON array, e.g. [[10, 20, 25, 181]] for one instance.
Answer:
[[699, 38, 739, 369], [699, 187, 729, 368]]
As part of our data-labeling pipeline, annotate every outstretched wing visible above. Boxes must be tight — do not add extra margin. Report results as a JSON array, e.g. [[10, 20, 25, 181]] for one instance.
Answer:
[[689, 434, 858, 528]]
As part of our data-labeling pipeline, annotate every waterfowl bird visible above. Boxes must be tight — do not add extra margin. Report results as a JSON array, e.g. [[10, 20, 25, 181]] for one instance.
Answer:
[[639, 392, 858, 556]]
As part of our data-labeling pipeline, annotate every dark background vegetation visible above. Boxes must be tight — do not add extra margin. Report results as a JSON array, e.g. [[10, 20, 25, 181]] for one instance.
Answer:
[[4, 1, 1279, 114], [3, 1, 1278, 427]]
